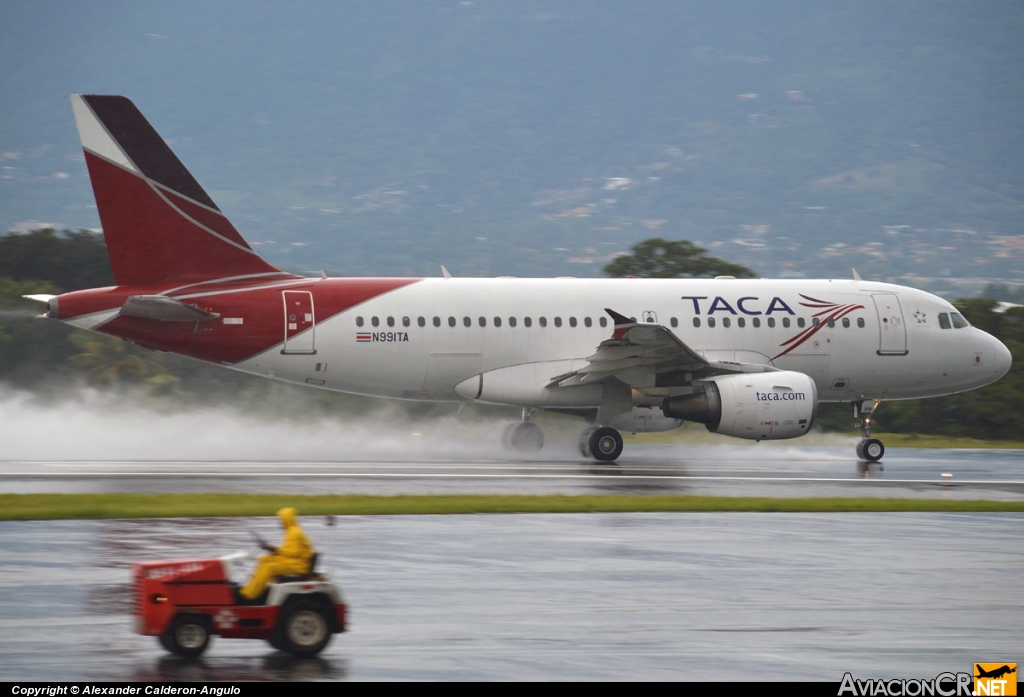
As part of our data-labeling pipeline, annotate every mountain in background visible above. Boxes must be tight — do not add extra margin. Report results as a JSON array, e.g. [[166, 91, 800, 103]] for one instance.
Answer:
[[2, 1, 1023, 294]]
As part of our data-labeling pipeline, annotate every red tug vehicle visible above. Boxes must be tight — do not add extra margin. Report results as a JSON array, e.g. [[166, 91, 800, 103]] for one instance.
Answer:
[[133, 543, 347, 658]]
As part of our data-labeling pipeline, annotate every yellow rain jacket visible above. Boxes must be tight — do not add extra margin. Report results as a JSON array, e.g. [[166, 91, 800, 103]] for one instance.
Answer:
[[239, 507, 315, 600]]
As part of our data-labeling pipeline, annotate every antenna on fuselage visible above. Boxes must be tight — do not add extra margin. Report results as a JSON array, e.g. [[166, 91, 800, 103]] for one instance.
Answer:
[[852, 268, 863, 281], [441, 265, 453, 279]]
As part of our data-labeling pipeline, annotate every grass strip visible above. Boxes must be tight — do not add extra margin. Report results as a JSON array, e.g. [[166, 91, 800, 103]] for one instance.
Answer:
[[2, 493, 1024, 521]]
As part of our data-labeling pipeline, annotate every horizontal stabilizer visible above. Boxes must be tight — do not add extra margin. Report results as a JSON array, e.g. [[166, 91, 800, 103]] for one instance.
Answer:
[[22, 294, 57, 304], [121, 295, 221, 323]]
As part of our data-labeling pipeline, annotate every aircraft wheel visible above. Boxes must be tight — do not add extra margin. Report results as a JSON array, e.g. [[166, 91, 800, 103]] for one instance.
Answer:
[[500, 423, 518, 450], [578, 427, 597, 458], [503, 422, 544, 454], [277, 599, 333, 657], [163, 614, 212, 658], [861, 438, 884, 462], [589, 427, 623, 462], [855, 440, 866, 460]]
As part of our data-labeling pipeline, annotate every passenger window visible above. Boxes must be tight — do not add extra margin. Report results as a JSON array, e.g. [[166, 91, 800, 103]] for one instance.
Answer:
[[433, 316, 441, 327], [827, 318, 835, 328], [478, 317, 486, 327], [569, 317, 577, 327], [463, 316, 471, 327], [738, 317, 745, 328], [524, 317, 532, 327], [356, 316, 364, 327], [539, 317, 547, 327], [857, 317, 865, 328], [418, 316, 425, 327], [670, 317, 678, 328], [387, 316, 395, 327], [509, 317, 517, 327], [693, 317, 701, 328], [842, 317, 850, 328], [448, 316, 456, 327], [708, 317, 716, 328], [782, 317, 791, 328], [767, 317, 776, 328], [599, 317, 607, 328], [753, 317, 760, 328], [938, 313, 950, 329], [951, 313, 969, 329], [812, 318, 820, 328], [372, 316, 380, 327], [797, 317, 805, 328], [584, 317, 592, 327], [554, 317, 562, 327], [402, 316, 410, 327], [494, 316, 502, 327], [722, 317, 731, 328]]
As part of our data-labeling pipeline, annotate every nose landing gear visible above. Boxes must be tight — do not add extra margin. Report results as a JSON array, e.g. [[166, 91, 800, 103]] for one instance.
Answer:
[[501, 408, 544, 454], [855, 400, 884, 462]]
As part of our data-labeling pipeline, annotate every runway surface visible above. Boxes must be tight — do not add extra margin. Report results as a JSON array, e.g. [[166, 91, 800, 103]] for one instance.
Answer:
[[1, 513, 1021, 681], [2, 445, 1023, 499]]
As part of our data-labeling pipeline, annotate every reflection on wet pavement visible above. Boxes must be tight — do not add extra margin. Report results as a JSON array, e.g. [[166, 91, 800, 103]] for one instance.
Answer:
[[2, 446, 1024, 499], [1, 513, 1023, 680]]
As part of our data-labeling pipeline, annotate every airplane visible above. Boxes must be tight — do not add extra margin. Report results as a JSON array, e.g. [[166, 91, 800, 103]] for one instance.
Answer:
[[976, 665, 1016, 680], [25, 95, 1013, 463]]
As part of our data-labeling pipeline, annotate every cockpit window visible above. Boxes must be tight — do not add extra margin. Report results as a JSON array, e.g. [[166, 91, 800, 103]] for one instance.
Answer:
[[938, 313, 951, 329], [950, 312, 969, 329]]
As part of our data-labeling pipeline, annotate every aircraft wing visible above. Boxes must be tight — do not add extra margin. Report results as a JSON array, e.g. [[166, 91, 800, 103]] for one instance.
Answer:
[[549, 308, 773, 388]]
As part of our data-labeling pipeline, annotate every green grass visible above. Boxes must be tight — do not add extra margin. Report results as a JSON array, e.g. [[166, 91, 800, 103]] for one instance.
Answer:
[[2, 493, 1023, 521]]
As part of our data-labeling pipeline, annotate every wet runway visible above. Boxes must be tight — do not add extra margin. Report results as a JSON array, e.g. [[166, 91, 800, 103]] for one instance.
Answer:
[[1, 513, 1021, 681], [2, 445, 1023, 499]]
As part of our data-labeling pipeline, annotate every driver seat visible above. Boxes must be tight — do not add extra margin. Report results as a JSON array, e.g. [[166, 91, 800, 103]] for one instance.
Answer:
[[274, 553, 321, 583]]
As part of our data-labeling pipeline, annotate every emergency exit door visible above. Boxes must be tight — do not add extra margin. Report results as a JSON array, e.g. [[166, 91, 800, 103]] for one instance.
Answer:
[[872, 293, 907, 355], [282, 291, 316, 354]]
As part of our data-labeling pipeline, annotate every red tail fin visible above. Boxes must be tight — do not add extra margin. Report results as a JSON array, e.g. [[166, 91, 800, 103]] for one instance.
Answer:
[[70, 95, 283, 286]]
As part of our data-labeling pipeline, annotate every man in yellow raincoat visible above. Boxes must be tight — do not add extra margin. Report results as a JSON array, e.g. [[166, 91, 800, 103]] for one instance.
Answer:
[[240, 507, 315, 601]]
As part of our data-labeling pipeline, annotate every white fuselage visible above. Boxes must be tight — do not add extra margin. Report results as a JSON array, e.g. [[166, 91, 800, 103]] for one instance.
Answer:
[[233, 277, 1011, 406]]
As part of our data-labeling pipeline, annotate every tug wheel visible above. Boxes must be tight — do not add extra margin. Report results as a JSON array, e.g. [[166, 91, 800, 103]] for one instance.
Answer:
[[163, 614, 212, 658], [276, 599, 333, 657]]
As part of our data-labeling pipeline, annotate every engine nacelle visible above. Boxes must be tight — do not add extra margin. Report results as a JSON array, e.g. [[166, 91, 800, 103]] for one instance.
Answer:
[[662, 370, 817, 441]]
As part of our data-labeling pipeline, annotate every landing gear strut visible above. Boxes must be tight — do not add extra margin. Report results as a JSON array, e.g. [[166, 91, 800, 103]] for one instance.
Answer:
[[854, 400, 884, 462], [502, 408, 544, 454]]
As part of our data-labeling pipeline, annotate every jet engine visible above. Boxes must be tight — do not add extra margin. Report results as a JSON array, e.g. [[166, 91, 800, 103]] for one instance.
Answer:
[[662, 370, 817, 441]]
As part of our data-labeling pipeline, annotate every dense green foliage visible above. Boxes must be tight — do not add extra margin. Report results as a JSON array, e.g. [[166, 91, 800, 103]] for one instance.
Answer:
[[603, 238, 755, 279], [0, 229, 114, 292]]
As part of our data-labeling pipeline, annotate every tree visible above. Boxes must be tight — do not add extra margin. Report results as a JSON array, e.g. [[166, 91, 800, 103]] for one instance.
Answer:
[[603, 238, 755, 279]]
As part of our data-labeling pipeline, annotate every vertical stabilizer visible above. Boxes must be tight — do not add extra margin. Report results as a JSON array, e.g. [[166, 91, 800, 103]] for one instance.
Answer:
[[70, 95, 283, 286]]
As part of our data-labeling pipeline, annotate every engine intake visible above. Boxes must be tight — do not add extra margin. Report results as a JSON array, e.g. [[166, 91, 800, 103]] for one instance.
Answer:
[[662, 370, 818, 441]]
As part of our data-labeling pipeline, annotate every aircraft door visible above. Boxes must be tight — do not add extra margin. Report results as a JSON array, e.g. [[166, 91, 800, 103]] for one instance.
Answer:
[[282, 290, 316, 354], [872, 294, 907, 355]]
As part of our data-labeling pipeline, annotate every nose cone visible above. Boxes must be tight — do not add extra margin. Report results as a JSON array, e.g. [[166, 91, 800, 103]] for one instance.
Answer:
[[990, 334, 1013, 382]]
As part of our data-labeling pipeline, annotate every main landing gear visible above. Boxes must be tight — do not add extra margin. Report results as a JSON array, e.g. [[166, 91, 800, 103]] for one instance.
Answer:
[[501, 408, 544, 454], [578, 426, 624, 462], [855, 400, 884, 462]]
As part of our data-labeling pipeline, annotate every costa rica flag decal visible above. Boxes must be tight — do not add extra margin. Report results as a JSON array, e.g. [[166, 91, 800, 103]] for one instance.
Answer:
[[356, 333, 372, 342]]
